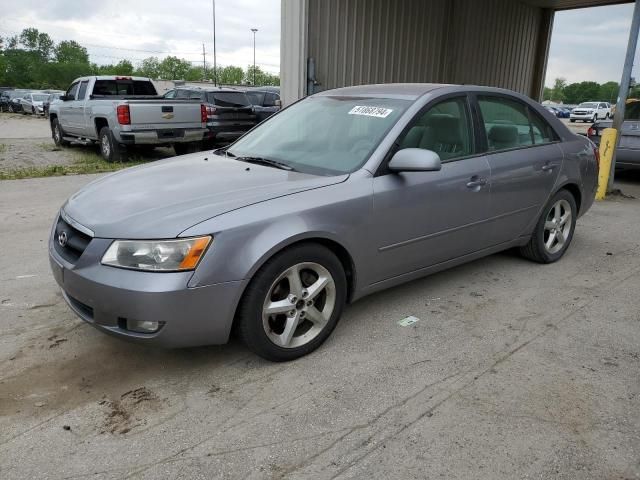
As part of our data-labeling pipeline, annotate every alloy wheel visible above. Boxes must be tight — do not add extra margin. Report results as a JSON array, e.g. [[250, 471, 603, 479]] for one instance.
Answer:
[[262, 262, 336, 349], [543, 199, 572, 254], [101, 134, 111, 158]]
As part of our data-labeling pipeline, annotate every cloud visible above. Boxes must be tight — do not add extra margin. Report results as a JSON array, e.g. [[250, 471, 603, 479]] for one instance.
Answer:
[[0, 0, 281, 73], [545, 3, 637, 85]]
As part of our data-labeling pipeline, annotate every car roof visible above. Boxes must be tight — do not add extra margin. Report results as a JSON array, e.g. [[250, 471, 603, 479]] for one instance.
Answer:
[[174, 86, 246, 94], [316, 83, 451, 100]]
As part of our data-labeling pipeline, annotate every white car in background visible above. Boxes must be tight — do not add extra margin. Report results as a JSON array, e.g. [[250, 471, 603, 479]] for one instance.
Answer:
[[19, 92, 50, 115], [570, 102, 611, 123]]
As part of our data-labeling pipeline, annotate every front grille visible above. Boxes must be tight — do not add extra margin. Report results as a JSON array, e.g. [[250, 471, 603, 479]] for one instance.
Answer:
[[53, 216, 92, 264]]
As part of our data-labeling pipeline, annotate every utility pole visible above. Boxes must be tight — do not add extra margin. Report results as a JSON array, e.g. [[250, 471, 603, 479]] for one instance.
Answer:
[[608, 0, 640, 192], [202, 43, 207, 80], [251, 28, 258, 86], [212, 0, 217, 86]]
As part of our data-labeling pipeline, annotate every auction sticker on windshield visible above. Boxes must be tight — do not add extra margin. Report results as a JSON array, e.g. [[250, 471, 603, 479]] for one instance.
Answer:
[[348, 106, 393, 118]]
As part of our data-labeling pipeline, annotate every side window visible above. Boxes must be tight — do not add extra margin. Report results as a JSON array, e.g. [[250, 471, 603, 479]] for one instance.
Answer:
[[478, 96, 534, 151], [398, 97, 473, 161], [264, 93, 277, 107], [77, 81, 89, 101], [175, 90, 190, 99], [164, 90, 176, 99], [528, 109, 555, 145], [189, 91, 204, 100], [66, 82, 79, 100]]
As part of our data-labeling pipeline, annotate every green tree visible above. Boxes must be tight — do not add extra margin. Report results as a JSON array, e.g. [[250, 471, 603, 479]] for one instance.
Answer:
[[550, 77, 566, 102], [136, 57, 161, 78], [244, 65, 279, 86], [55, 40, 89, 64], [563, 81, 601, 104], [542, 87, 553, 101], [219, 65, 244, 84], [598, 81, 619, 103], [18, 28, 54, 60], [157, 56, 192, 80]]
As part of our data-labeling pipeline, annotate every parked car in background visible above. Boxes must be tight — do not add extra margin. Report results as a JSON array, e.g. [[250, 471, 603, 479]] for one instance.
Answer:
[[43, 92, 64, 117], [8, 95, 24, 113], [49, 84, 597, 361], [20, 92, 50, 115], [570, 102, 611, 123], [588, 99, 640, 170], [164, 86, 256, 147], [0, 90, 27, 113], [49, 76, 208, 161], [242, 87, 281, 122]]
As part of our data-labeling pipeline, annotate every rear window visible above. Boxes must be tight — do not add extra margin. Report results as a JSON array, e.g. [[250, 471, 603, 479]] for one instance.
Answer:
[[207, 92, 250, 107], [625, 102, 640, 120], [92, 80, 157, 96], [245, 91, 265, 106]]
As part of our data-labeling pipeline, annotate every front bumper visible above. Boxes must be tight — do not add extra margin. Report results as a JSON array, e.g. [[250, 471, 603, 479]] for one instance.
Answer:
[[116, 128, 207, 146], [49, 235, 246, 348], [570, 113, 596, 120]]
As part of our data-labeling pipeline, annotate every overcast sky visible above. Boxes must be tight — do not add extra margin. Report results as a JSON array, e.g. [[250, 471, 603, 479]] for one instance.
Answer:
[[0, 1, 637, 85], [0, 0, 281, 73], [545, 2, 635, 86]]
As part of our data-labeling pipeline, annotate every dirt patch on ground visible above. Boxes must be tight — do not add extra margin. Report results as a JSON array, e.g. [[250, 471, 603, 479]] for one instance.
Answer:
[[100, 387, 162, 435]]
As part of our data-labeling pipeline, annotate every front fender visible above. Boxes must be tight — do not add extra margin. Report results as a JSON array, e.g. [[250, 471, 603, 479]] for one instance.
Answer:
[[182, 173, 374, 292]]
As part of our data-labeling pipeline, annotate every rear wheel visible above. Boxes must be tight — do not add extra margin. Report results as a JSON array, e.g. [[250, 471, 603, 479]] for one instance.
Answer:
[[570, 119, 575, 123], [236, 243, 347, 361], [519, 189, 577, 264], [99, 127, 126, 162]]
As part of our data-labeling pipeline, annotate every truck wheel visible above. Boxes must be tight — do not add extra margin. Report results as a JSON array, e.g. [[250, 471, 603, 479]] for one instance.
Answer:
[[51, 119, 70, 147], [570, 119, 575, 123], [99, 127, 126, 162], [8, 104, 14, 113]]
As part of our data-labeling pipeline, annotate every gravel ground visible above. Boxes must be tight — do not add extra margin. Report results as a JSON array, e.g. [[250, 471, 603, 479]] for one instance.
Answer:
[[0, 169, 638, 479], [0, 113, 173, 172]]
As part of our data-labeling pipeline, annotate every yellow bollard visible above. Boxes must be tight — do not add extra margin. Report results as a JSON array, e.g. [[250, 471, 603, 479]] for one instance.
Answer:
[[596, 128, 618, 200]]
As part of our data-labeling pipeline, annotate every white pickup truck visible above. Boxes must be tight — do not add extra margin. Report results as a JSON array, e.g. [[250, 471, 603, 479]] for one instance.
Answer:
[[49, 76, 208, 161]]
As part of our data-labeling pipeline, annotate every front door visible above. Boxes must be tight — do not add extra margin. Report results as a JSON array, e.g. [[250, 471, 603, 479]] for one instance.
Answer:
[[58, 81, 79, 133], [476, 94, 563, 246], [371, 95, 493, 283]]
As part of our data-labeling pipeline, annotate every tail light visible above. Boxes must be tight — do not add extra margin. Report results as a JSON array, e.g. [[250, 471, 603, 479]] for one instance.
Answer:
[[206, 106, 217, 116], [593, 144, 600, 172], [587, 127, 596, 137], [116, 105, 130, 125], [201, 104, 207, 123]]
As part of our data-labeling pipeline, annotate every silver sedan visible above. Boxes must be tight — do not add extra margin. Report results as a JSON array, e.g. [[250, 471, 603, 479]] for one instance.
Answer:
[[49, 84, 598, 361]]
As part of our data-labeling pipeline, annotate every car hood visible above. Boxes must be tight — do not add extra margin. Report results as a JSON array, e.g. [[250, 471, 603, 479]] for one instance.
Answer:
[[63, 153, 348, 239]]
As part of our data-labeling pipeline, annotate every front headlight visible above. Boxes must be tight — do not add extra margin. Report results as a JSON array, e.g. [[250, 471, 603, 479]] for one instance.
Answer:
[[101, 236, 212, 272]]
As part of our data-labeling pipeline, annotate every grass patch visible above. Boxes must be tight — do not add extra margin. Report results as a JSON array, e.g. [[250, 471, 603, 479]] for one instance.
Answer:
[[0, 148, 151, 180], [0, 143, 6, 154]]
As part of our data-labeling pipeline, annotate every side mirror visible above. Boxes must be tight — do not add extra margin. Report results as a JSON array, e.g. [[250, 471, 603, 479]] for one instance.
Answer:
[[388, 148, 442, 173], [60, 95, 69, 101], [274, 99, 282, 108]]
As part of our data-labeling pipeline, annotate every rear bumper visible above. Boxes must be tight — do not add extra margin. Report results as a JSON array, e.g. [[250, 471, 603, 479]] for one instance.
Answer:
[[205, 121, 255, 140], [116, 128, 207, 145], [49, 237, 246, 348]]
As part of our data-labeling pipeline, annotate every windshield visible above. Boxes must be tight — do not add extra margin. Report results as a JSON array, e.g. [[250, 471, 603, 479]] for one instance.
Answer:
[[228, 96, 411, 176], [32, 94, 49, 102], [208, 92, 250, 107], [578, 102, 599, 108]]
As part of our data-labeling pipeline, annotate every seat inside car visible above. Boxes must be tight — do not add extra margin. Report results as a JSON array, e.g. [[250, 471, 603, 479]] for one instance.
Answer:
[[488, 124, 519, 150], [400, 113, 465, 160]]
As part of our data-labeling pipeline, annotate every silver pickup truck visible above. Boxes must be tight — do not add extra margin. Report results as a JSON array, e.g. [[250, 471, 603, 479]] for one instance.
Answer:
[[49, 76, 208, 161]]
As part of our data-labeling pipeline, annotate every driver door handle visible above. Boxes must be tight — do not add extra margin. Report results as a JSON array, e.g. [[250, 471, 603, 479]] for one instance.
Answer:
[[466, 178, 487, 189], [542, 162, 558, 171]]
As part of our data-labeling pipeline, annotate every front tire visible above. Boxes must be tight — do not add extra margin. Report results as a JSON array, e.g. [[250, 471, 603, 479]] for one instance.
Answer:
[[99, 127, 125, 162], [236, 243, 347, 361], [51, 119, 70, 147], [519, 189, 577, 264], [570, 119, 575, 123]]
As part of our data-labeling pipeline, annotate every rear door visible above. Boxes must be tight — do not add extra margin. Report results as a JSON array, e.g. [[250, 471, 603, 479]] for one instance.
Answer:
[[475, 94, 563, 245], [372, 95, 493, 282]]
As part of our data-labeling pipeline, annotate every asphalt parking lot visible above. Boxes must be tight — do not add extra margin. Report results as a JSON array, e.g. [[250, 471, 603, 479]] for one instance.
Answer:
[[1, 119, 640, 479]]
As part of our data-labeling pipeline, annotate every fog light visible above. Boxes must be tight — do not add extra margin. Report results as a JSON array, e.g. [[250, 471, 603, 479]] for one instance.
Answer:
[[126, 319, 162, 334]]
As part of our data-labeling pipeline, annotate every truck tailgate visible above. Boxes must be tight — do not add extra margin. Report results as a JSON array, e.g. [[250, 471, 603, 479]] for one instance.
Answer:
[[127, 100, 203, 129]]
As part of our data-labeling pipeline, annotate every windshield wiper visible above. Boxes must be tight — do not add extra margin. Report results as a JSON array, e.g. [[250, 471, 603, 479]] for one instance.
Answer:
[[236, 156, 294, 171]]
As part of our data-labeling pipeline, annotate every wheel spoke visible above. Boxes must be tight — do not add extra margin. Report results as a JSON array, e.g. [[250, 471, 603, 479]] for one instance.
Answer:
[[286, 265, 304, 297], [305, 305, 329, 327], [556, 228, 566, 245], [276, 313, 300, 347], [305, 274, 329, 300], [265, 299, 293, 316], [553, 205, 561, 222], [559, 212, 571, 227], [545, 230, 557, 250]]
